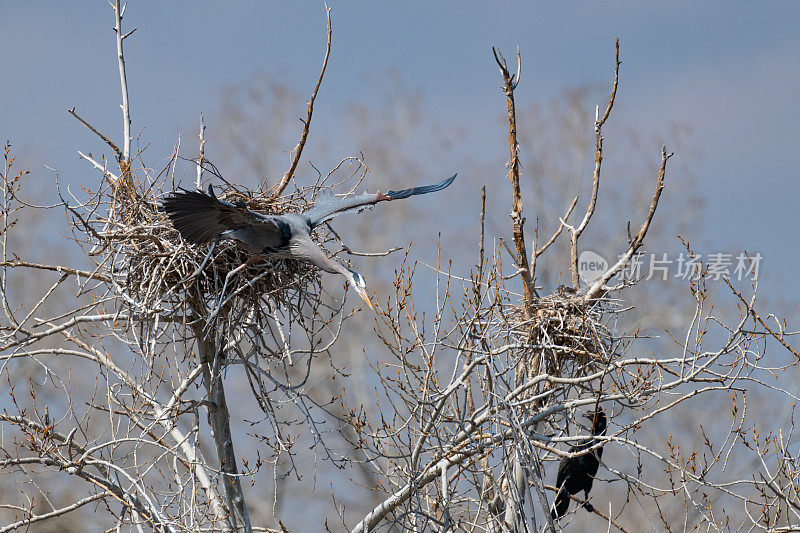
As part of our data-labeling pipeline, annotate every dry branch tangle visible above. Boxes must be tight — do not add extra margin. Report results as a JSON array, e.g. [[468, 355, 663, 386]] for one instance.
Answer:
[[0, 4, 348, 532], [1, 9, 799, 533], [346, 43, 800, 533]]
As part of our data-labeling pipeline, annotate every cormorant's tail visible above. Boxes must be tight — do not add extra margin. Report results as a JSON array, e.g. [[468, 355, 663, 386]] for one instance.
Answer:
[[551, 487, 570, 520]]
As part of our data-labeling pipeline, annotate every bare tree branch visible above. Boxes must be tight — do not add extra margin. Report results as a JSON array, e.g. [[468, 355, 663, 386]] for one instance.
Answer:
[[584, 145, 670, 302], [570, 38, 620, 290], [68, 107, 123, 161], [113, 0, 132, 163], [265, 4, 332, 199], [194, 328, 253, 532], [196, 111, 206, 190], [493, 45, 535, 317]]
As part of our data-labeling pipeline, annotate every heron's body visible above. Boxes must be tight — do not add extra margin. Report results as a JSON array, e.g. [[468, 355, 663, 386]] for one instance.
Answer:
[[163, 174, 457, 308]]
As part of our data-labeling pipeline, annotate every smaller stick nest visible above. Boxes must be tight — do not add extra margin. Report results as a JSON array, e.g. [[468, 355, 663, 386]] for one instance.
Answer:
[[510, 289, 612, 377]]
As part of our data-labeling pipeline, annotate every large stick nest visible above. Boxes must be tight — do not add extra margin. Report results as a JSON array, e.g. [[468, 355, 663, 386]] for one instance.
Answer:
[[66, 163, 364, 339]]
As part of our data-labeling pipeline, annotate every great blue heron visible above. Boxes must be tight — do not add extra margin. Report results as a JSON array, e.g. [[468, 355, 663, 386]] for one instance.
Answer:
[[551, 408, 607, 519], [163, 174, 457, 311]]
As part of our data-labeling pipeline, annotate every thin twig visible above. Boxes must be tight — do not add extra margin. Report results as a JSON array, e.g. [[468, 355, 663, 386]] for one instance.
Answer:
[[570, 38, 620, 290], [584, 146, 671, 302], [724, 278, 800, 358], [68, 108, 123, 161], [196, 112, 206, 190], [266, 4, 332, 199]]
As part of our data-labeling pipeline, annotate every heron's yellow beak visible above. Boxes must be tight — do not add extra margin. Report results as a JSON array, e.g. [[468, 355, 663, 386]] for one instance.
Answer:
[[354, 285, 375, 311]]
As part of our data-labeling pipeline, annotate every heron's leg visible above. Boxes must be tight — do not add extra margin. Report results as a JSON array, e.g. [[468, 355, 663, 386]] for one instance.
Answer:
[[180, 236, 221, 284], [204, 254, 264, 335]]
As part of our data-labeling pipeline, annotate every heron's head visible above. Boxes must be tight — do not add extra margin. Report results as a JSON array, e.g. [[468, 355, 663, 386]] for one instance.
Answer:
[[346, 269, 374, 311], [583, 408, 607, 435]]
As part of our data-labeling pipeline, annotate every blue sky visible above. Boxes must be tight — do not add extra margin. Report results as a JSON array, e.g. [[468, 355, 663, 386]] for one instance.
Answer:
[[2, 3, 799, 528], [2, 1, 799, 302]]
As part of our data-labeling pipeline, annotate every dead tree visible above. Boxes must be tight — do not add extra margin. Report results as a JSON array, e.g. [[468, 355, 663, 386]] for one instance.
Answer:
[[1, 5, 799, 533]]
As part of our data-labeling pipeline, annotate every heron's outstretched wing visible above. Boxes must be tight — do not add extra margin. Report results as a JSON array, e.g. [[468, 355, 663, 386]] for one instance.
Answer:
[[163, 186, 288, 250], [304, 173, 457, 228]]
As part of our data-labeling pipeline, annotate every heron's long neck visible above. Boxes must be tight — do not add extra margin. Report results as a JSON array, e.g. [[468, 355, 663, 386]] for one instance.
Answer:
[[330, 260, 351, 278], [319, 253, 350, 278], [299, 238, 349, 277]]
